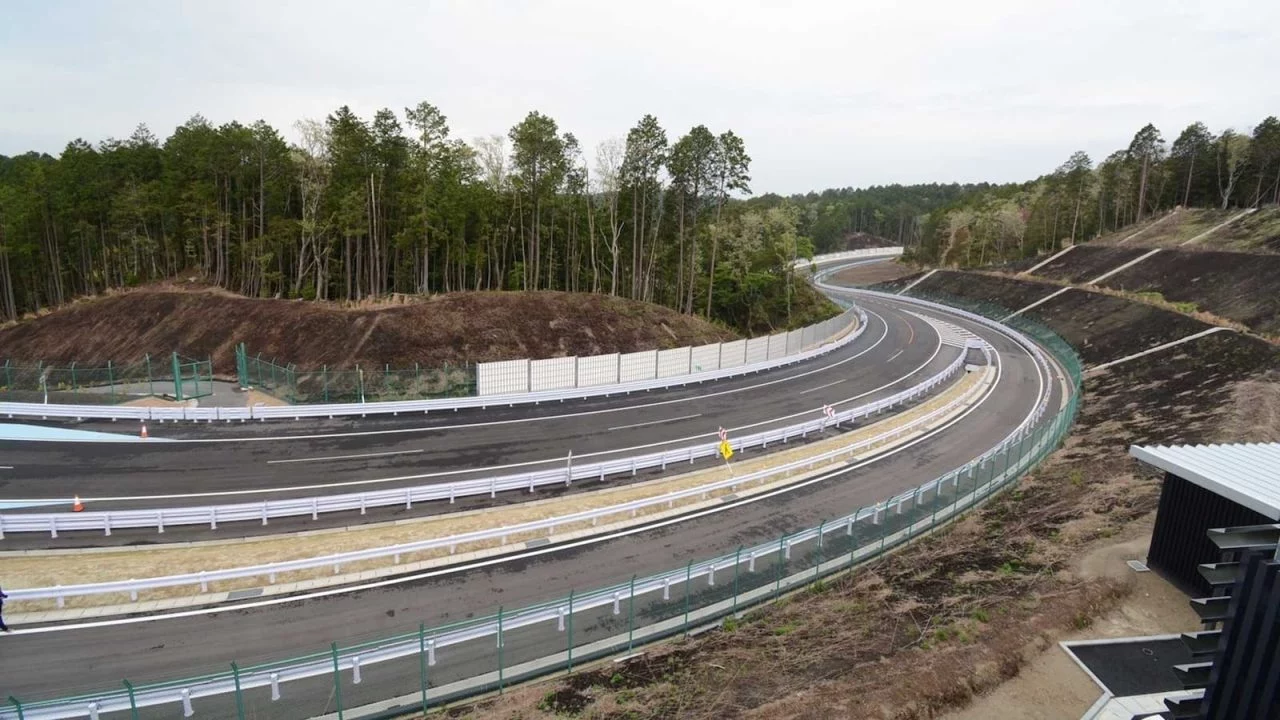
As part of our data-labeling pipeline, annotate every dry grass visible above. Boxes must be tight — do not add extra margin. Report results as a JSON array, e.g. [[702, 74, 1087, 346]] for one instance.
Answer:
[[1, 371, 989, 612], [1220, 370, 1280, 442], [0, 285, 740, 372]]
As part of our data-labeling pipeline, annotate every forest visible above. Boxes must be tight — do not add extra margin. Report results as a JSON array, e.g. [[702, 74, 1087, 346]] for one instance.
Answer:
[[5, 106, 1276, 332], [907, 116, 1280, 266], [0, 105, 829, 333]]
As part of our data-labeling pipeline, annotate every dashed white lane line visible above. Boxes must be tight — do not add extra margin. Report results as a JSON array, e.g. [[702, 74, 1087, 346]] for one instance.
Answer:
[[799, 379, 846, 395], [267, 449, 424, 465], [887, 350, 904, 362], [608, 414, 702, 431]]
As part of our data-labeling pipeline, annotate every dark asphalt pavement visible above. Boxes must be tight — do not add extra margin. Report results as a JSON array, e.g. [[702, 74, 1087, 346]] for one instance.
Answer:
[[0, 298, 951, 511], [0, 293, 1060, 706]]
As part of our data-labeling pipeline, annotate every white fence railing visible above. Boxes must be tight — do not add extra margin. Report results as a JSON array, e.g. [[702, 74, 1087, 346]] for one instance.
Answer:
[[0, 306, 1066, 720], [0, 339, 974, 539], [0, 286, 876, 427], [6, 350, 991, 608]]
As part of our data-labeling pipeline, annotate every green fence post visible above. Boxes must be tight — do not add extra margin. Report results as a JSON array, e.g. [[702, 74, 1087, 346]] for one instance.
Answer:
[[682, 560, 693, 638], [497, 606, 505, 694], [144, 354, 154, 397], [329, 642, 345, 719], [70, 361, 77, 397], [323, 365, 330, 404], [170, 352, 184, 402], [732, 545, 743, 613], [775, 534, 786, 597], [270, 358, 277, 393], [6, 697, 23, 720], [231, 661, 245, 720], [816, 521, 825, 579], [123, 679, 138, 720], [627, 574, 637, 652], [2, 359, 10, 390], [107, 360, 114, 398], [418, 623, 429, 714], [567, 589, 575, 673], [236, 343, 247, 388], [358, 365, 365, 404], [255, 353, 263, 387]]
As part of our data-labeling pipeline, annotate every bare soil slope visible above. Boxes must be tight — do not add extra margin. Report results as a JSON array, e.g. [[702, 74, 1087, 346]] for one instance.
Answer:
[[0, 285, 739, 371], [448, 274, 1278, 720]]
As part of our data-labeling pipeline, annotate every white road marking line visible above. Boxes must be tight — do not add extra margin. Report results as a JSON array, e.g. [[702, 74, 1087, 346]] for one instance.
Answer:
[[11, 305, 948, 505], [0, 466, 13, 469], [608, 414, 702, 431], [267, 449, 424, 465], [798, 379, 846, 395], [94, 314, 892, 446], [887, 350, 904, 362], [14, 338, 1020, 635]]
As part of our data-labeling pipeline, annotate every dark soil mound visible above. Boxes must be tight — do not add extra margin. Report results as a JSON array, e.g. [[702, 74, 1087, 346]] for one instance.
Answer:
[[0, 286, 740, 372], [1098, 249, 1280, 337]]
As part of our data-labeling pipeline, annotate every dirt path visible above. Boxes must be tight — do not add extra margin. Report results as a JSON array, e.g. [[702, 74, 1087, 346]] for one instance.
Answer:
[[944, 515, 1200, 720]]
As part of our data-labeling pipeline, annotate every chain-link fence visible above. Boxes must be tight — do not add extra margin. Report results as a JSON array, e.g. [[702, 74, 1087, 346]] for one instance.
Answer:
[[3, 309, 1083, 720], [0, 354, 213, 405], [236, 344, 476, 405]]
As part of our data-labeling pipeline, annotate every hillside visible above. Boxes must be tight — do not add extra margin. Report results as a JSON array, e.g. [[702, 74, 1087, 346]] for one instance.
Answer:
[[0, 285, 741, 372], [1089, 206, 1280, 252]]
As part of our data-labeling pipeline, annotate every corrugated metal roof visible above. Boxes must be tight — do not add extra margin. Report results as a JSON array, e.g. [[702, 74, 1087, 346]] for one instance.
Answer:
[[1130, 443, 1280, 520]]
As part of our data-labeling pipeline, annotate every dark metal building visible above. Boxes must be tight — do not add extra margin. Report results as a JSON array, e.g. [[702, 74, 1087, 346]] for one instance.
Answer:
[[1131, 443, 1280, 597]]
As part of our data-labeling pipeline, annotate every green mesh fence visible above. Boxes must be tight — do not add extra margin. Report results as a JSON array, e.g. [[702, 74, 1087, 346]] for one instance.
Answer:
[[6, 308, 1083, 720], [0, 354, 213, 405], [236, 344, 476, 405]]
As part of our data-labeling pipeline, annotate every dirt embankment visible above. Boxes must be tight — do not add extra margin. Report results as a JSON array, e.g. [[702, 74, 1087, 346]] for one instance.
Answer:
[[1088, 206, 1280, 252], [447, 274, 1278, 720], [0, 285, 739, 372], [828, 259, 918, 287]]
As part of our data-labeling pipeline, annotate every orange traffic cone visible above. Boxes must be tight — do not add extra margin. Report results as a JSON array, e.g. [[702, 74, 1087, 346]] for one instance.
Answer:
[[140, 423, 148, 439], [72, 495, 85, 512]]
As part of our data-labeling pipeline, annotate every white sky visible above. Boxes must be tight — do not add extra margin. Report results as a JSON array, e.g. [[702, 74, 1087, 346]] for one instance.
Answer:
[[2, 0, 1278, 194]]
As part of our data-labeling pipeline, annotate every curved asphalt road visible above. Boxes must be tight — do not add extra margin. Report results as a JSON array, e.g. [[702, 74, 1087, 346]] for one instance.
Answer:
[[0, 299, 956, 511], [0, 293, 1061, 707]]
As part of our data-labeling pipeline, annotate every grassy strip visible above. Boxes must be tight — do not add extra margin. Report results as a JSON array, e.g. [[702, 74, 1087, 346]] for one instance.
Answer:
[[3, 371, 988, 611]]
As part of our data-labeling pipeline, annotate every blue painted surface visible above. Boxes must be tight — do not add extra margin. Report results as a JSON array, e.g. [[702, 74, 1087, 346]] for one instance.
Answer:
[[0, 422, 170, 442]]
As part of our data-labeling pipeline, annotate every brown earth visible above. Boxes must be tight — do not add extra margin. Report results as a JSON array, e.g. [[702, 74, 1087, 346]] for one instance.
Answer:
[[439, 277, 1279, 720], [0, 283, 739, 373], [829, 260, 919, 287]]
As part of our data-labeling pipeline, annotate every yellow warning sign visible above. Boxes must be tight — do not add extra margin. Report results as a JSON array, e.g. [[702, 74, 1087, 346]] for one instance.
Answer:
[[719, 440, 734, 460]]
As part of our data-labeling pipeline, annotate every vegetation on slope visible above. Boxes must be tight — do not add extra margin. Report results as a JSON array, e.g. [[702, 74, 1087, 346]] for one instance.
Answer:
[[907, 115, 1280, 266], [0, 284, 741, 371], [0, 105, 834, 336]]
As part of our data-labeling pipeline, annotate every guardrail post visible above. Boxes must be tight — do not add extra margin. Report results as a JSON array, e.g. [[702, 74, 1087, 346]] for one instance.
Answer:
[[6, 696, 23, 720], [682, 560, 693, 637], [816, 520, 825, 579], [565, 451, 573, 486], [627, 574, 637, 652], [330, 642, 344, 719], [732, 545, 743, 613], [231, 662, 245, 720], [566, 589, 575, 672], [775, 534, 786, 597], [123, 679, 138, 720], [497, 606, 505, 693], [418, 623, 429, 713]]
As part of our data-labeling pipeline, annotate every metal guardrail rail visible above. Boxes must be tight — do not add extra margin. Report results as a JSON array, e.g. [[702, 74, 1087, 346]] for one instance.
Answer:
[[0, 297, 1076, 720], [7, 347, 991, 607], [0, 337, 972, 538], [0, 281, 891, 423]]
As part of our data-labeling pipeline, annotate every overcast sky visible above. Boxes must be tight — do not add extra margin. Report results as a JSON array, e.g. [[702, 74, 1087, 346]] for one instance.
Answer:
[[2, 0, 1278, 194]]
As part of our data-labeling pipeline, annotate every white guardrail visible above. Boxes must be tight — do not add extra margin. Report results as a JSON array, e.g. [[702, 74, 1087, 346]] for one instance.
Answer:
[[0, 338, 973, 539], [0, 297, 1063, 720], [0, 248, 901, 424], [7, 344, 989, 607]]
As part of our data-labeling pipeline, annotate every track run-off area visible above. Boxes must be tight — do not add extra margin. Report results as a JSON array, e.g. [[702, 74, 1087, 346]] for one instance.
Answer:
[[0, 259, 1076, 719]]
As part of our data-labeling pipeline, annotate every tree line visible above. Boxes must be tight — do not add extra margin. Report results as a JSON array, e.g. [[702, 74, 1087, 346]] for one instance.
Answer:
[[0, 104, 828, 333], [908, 115, 1280, 266]]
